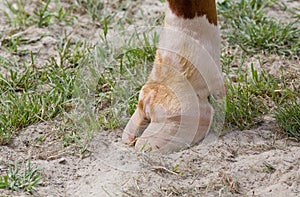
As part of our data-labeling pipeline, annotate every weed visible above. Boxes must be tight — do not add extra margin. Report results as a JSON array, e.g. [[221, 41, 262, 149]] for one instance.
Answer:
[[4, 0, 31, 28], [94, 30, 158, 129], [73, 0, 155, 30], [275, 102, 300, 141], [33, 0, 54, 27], [54, 6, 76, 25], [74, 0, 122, 23], [223, 52, 296, 129], [0, 36, 90, 144], [1, 35, 21, 53], [3, 0, 75, 28], [0, 160, 42, 192], [219, 0, 299, 130], [225, 72, 267, 129], [75, 0, 104, 21], [218, 0, 300, 57]]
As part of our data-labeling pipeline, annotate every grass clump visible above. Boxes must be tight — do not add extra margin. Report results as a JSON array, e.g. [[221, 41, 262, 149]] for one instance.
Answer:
[[0, 38, 89, 144], [32, 0, 54, 27], [95, 30, 158, 129], [218, 0, 300, 131], [0, 160, 42, 192], [74, 0, 106, 22], [223, 52, 296, 130], [275, 102, 300, 140], [0, 61, 75, 144], [3, 0, 75, 28], [74, 0, 128, 24], [4, 0, 31, 28], [217, 0, 300, 57], [225, 66, 267, 130]]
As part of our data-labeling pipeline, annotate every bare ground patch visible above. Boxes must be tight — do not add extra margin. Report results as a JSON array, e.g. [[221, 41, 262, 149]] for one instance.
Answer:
[[0, 123, 300, 196]]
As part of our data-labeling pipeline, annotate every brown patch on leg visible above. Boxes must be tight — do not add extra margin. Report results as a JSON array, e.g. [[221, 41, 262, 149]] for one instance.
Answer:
[[167, 0, 218, 25]]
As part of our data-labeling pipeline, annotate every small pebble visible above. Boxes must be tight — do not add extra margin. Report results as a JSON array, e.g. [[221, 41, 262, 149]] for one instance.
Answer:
[[58, 157, 67, 164]]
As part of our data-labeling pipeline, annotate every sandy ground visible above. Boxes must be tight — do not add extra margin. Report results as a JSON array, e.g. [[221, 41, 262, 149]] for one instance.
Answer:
[[0, 0, 299, 196], [1, 122, 299, 196]]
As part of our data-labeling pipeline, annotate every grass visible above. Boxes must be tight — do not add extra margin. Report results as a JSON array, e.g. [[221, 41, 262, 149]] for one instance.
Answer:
[[4, 0, 31, 28], [74, 0, 145, 27], [93, 0, 299, 138], [95, 30, 158, 129], [218, 0, 300, 57], [0, 37, 89, 144], [32, 0, 54, 27], [0, 0, 155, 145], [74, 0, 106, 22], [0, 0, 299, 195], [3, 0, 75, 28], [275, 102, 300, 140], [218, 0, 300, 136], [222, 51, 298, 130], [0, 160, 42, 192], [0, 0, 299, 144]]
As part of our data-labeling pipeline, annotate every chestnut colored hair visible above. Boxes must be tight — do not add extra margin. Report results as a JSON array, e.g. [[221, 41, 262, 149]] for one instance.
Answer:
[[167, 0, 218, 25]]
